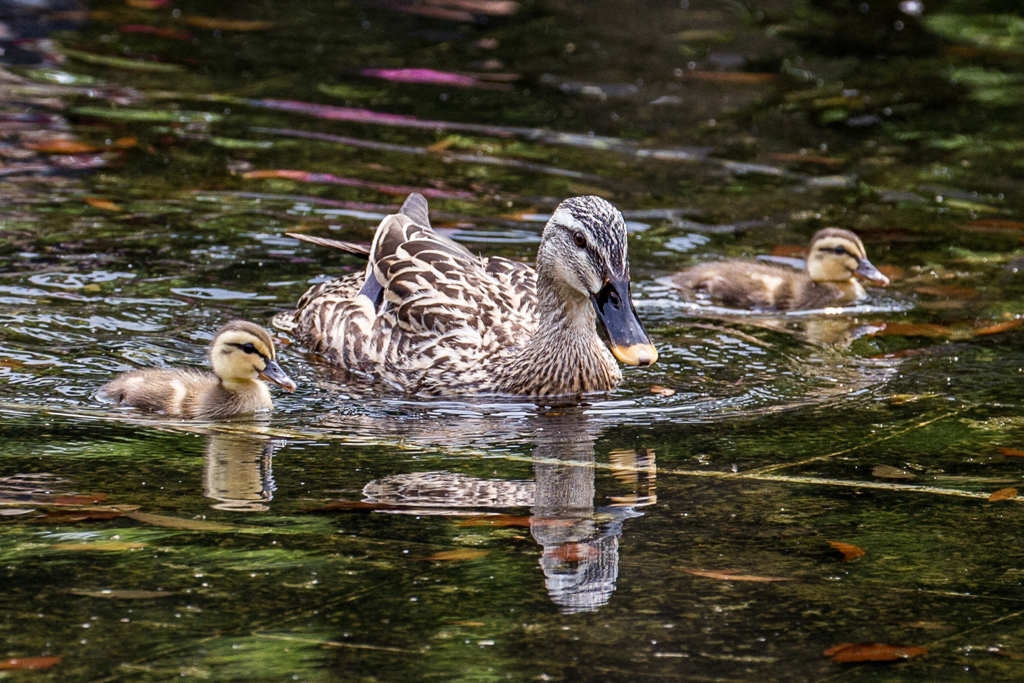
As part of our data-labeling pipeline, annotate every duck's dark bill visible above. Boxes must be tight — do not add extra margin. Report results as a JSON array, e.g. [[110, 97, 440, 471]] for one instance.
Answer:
[[260, 360, 297, 392], [854, 259, 890, 286], [591, 280, 659, 367]]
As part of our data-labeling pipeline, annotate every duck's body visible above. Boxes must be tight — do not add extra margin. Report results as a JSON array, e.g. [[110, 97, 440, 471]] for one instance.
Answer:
[[274, 194, 656, 397], [671, 228, 889, 311], [101, 321, 296, 420]]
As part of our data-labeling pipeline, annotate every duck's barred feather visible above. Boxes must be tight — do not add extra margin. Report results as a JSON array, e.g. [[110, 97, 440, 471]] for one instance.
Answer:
[[278, 213, 540, 394]]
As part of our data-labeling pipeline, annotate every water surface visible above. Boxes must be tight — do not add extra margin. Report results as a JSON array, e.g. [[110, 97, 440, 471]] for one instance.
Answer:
[[3, 0, 1024, 680]]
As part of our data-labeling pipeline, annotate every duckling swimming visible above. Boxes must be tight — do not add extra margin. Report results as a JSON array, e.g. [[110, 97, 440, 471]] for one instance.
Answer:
[[101, 320, 296, 419], [273, 193, 657, 397], [671, 227, 889, 311]]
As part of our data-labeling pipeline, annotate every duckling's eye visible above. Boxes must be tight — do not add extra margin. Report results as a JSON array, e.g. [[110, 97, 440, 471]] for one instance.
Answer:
[[573, 231, 587, 248], [242, 343, 257, 354], [834, 245, 847, 255]]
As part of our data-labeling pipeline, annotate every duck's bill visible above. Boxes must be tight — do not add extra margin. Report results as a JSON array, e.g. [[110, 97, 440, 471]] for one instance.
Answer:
[[260, 360, 297, 392], [591, 279, 659, 367], [854, 259, 890, 286]]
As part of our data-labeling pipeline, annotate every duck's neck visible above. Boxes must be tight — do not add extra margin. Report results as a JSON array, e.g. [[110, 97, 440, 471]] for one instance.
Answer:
[[220, 377, 272, 409], [499, 267, 620, 396], [828, 278, 866, 304]]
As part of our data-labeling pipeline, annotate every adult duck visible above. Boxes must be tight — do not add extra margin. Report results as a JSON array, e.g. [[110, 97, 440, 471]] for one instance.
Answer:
[[671, 227, 889, 311], [273, 194, 656, 396]]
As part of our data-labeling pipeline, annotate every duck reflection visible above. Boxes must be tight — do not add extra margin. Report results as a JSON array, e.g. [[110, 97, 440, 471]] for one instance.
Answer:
[[203, 432, 280, 512], [361, 414, 655, 613]]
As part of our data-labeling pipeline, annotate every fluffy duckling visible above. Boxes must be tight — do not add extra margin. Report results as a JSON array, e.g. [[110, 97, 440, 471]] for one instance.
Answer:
[[101, 321, 296, 419], [671, 228, 889, 311]]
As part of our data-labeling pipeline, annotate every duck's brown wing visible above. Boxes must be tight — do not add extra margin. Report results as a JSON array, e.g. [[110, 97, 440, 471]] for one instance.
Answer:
[[281, 194, 537, 386], [369, 215, 537, 390]]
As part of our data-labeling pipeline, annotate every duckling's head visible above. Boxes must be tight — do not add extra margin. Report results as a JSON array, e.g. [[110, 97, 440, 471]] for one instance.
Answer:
[[806, 228, 889, 286], [537, 196, 658, 367], [209, 321, 297, 392]]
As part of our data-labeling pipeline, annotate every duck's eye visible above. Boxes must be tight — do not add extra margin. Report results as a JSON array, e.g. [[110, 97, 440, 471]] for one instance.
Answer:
[[242, 343, 257, 354], [573, 231, 587, 248], [834, 245, 847, 255]]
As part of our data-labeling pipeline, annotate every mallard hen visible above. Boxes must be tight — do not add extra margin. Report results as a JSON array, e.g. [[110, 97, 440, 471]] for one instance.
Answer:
[[273, 194, 656, 396], [671, 227, 889, 310], [101, 320, 296, 419]]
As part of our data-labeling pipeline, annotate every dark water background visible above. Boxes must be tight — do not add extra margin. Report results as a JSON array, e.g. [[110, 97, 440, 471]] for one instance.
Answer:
[[4, 0, 1024, 680]]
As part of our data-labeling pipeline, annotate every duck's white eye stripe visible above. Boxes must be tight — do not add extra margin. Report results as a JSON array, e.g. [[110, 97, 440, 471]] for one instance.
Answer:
[[550, 207, 585, 232]]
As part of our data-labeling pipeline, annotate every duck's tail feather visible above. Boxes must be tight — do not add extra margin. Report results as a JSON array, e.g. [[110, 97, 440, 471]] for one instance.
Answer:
[[271, 309, 298, 332], [399, 192, 431, 229], [286, 232, 371, 258]]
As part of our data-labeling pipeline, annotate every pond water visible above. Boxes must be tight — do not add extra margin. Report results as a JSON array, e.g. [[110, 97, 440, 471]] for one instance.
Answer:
[[3, 0, 1024, 680]]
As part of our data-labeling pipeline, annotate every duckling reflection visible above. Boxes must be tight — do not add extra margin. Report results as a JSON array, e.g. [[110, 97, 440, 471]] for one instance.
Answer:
[[361, 414, 655, 613], [203, 432, 280, 512], [688, 315, 886, 348]]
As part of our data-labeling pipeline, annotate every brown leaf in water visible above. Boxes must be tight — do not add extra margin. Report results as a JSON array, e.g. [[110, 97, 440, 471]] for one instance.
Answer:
[[125, 511, 233, 531], [870, 322, 957, 339], [543, 543, 600, 562], [70, 589, 173, 599], [0, 656, 63, 670], [125, 0, 169, 7], [395, 4, 473, 20], [650, 385, 676, 397], [989, 487, 1018, 502], [913, 285, 978, 298], [184, 16, 274, 31], [51, 494, 108, 506], [962, 219, 1024, 232], [877, 265, 905, 282], [429, 0, 520, 15], [770, 244, 806, 257], [421, 548, 490, 561], [974, 319, 1024, 336], [51, 542, 147, 551], [998, 447, 1024, 458], [447, 620, 485, 626], [456, 515, 532, 527], [426, 139, 455, 153], [26, 140, 100, 154], [680, 568, 793, 582], [770, 153, 844, 166], [828, 541, 865, 562], [872, 465, 916, 480], [679, 71, 779, 84], [824, 643, 927, 663], [41, 510, 124, 522], [113, 137, 138, 148], [85, 198, 123, 212]]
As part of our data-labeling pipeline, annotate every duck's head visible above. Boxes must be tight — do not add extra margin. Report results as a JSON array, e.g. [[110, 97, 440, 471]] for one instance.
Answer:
[[806, 228, 889, 286], [537, 196, 658, 367], [209, 321, 297, 391]]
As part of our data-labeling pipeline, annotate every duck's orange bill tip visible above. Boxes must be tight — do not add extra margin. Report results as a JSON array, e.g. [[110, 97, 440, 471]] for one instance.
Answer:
[[612, 343, 658, 367]]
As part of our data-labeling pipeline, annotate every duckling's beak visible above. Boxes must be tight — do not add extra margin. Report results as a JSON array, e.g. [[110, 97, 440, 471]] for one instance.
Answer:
[[854, 258, 890, 286], [259, 360, 297, 392], [591, 278, 659, 367]]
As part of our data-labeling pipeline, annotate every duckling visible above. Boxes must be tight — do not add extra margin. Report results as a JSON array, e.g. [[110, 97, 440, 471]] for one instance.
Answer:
[[671, 227, 889, 311], [101, 320, 296, 419]]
